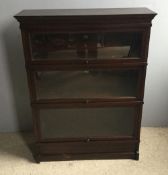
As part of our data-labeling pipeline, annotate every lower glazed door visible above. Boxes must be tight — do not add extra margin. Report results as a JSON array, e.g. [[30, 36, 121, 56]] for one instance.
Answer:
[[36, 106, 138, 141]]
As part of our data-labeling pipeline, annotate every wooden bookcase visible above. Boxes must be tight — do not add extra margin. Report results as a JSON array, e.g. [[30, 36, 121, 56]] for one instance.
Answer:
[[14, 8, 156, 162]]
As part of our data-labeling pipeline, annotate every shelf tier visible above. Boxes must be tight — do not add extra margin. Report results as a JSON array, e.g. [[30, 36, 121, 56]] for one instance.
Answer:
[[33, 70, 138, 100]]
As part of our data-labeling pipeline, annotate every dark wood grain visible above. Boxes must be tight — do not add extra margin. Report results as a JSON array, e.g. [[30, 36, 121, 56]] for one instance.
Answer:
[[37, 152, 137, 162], [38, 140, 138, 154], [14, 8, 156, 162], [15, 8, 156, 17]]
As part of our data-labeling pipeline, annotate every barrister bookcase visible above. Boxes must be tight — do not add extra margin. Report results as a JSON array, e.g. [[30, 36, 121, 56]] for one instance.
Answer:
[[14, 8, 156, 162]]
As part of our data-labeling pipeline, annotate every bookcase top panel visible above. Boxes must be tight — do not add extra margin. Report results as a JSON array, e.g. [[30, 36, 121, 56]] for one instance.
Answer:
[[15, 8, 156, 18]]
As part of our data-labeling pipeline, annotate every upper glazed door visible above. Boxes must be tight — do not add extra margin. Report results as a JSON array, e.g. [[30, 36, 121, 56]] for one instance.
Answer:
[[29, 32, 143, 62]]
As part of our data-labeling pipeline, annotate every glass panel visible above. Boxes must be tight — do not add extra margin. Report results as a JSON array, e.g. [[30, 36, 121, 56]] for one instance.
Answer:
[[40, 107, 135, 139], [30, 32, 142, 60], [35, 70, 138, 99]]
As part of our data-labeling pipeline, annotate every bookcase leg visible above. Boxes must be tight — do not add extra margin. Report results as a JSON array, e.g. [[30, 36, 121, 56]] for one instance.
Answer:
[[134, 151, 139, 160], [34, 154, 40, 163]]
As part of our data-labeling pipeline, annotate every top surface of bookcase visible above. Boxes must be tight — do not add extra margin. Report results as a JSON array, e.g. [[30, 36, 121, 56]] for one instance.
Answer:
[[15, 8, 156, 18]]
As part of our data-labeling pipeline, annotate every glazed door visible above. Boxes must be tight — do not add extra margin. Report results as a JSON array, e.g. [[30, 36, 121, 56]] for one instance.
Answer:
[[37, 106, 137, 141], [32, 69, 140, 100], [29, 32, 143, 61]]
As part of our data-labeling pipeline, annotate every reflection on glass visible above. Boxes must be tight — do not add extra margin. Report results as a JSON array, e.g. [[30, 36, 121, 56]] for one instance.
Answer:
[[40, 107, 135, 139], [31, 32, 142, 60], [35, 70, 138, 99]]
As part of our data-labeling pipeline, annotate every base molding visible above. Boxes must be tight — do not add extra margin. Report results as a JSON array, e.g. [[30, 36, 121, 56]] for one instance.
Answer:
[[35, 152, 138, 163], [33, 140, 140, 163]]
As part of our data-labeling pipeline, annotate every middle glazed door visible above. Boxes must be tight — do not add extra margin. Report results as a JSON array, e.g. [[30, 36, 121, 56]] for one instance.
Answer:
[[31, 68, 141, 101]]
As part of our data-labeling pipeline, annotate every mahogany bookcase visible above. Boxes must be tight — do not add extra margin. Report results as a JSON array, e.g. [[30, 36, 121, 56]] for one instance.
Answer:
[[14, 8, 156, 162]]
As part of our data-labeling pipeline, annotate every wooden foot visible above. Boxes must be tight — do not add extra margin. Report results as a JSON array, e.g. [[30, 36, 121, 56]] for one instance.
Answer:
[[134, 151, 139, 160], [34, 154, 40, 163]]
